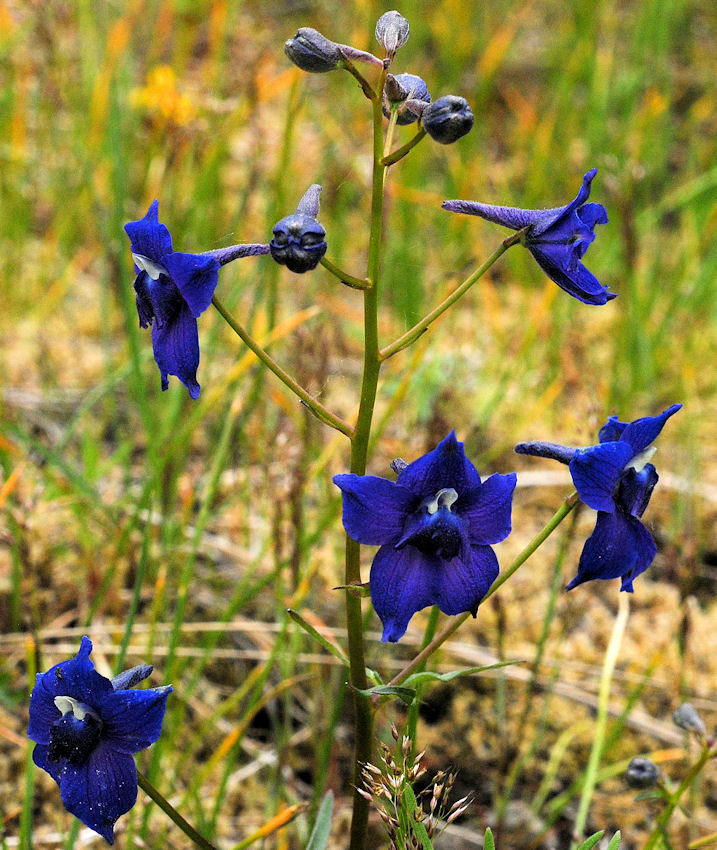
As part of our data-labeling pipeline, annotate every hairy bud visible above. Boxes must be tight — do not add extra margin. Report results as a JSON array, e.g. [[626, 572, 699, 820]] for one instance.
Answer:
[[625, 756, 660, 789], [383, 73, 431, 125], [421, 95, 474, 144], [375, 11, 410, 54], [284, 28, 342, 73]]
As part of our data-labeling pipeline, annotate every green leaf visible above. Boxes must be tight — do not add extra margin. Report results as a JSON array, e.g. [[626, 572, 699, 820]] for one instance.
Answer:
[[287, 609, 350, 666], [606, 831, 621, 850], [403, 784, 433, 850], [333, 582, 372, 597], [306, 791, 334, 850], [402, 660, 522, 688], [574, 831, 604, 850], [484, 827, 496, 850], [348, 683, 417, 705]]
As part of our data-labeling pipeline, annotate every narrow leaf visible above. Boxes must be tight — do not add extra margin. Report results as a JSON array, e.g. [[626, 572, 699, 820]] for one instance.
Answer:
[[574, 831, 604, 850], [402, 660, 522, 688], [306, 790, 334, 850], [484, 827, 496, 850], [403, 784, 433, 850], [348, 683, 417, 705], [287, 609, 350, 665], [606, 832, 622, 850]]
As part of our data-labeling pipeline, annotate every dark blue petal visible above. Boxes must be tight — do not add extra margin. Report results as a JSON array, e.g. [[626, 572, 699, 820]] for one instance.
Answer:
[[577, 202, 609, 230], [394, 504, 471, 562], [617, 464, 658, 517], [528, 244, 616, 305], [530, 168, 598, 236], [163, 252, 221, 318], [124, 200, 173, 262], [133, 272, 155, 329], [433, 544, 499, 616], [598, 415, 629, 444], [396, 432, 482, 498], [619, 404, 682, 455], [459, 472, 517, 545], [111, 665, 154, 691], [99, 686, 172, 754], [566, 511, 657, 591], [333, 474, 415, 545], [569, 441, 634, 512], [144, 274, 183, 331], [151, 301, 201, 399], [28, 638, 113, 745], [370, 544, 437, 642], [32, 743, 63, 785], [58, 743, 138, 844]]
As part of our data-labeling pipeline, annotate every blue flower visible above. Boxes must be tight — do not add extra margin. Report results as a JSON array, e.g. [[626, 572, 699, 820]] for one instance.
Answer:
[[515, 404, 682, 592], [334, 432, 516, 642], [125, 201, 269, 398], [442, 169, 614, 305], [28, 637, 172, 844], [270, 184, 328, 273]]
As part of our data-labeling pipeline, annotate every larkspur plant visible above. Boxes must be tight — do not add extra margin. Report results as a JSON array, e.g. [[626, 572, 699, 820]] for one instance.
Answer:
[[28, 637, 171, 844], [27, 6, 698, 849]]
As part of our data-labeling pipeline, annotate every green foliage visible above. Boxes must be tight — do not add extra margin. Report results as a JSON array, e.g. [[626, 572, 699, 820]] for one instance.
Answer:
[[306, 791, 334, 850]]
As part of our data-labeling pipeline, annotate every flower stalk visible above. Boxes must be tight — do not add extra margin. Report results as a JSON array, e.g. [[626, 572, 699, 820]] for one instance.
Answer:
[[137, 770, 218, 850]]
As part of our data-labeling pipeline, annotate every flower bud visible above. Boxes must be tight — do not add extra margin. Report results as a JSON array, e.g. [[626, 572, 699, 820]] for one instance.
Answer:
[[383, 73, 431, 125], [421, 95, 474, 144], [375, 11, 410, 55], [284, 28, 342, 73], [672, 702, 707, 737], [625, 757, 659, 789], [270, 184, 328, 274]]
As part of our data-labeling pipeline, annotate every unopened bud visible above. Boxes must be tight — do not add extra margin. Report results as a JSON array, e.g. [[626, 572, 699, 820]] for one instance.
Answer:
[[270, 184, 327, 274], [375, 11, 410, 55], [625, 756, 660, 789], [390, 458, 408, 475], [284, 28, 341, 73], [672, 702, 707, 737], [383, 73, 431, 125], [421, 95, 474, 144]]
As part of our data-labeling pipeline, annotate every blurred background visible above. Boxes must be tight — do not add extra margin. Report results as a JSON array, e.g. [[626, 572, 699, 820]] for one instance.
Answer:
[[1, 0, 716, 847]]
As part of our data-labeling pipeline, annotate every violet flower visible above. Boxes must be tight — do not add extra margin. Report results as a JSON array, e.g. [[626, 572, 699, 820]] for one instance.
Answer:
[[334, 432, 516, 642], [125, 200, 269, 398], [28, 637, 171, 844], [443, 169, 614, 305], [515, 403, 682, 591]]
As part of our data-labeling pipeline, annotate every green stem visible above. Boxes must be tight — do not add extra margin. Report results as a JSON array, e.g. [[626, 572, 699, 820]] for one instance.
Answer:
[[338, 54, 377, 101], [346, 64, 388, 850], [379, 230, 526, 360], [137, 771, 218, 850], [320, 256, 371, 290], [387, 491, 579, 688], [381, 127, 427, 166], [643, 746, 717, 850], [570, 591, 630, 848], [212, 294, 353, 437]]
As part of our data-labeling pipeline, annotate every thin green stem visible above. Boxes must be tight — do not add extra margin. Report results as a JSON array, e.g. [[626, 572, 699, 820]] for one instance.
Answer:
[[137, 770, 217, 850], [338, 54, 377, 101], [346, 64, 388, 850], [379, 230, 526, 360], [387, 491, 579, 688], [644, 746, 717, 850], [212, 294, 353, 437], [381, 127, 427, 166], [320, 256, 371, 290], [570, 591, 630, 848]]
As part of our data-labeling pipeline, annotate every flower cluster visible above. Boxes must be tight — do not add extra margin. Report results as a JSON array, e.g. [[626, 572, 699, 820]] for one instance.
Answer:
[[516, 404, 681, 591], [335, 432, 516, 641], [28, 637, 171, 844]]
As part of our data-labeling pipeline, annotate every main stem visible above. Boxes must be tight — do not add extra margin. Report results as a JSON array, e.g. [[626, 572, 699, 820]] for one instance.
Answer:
[[346, 66, 387, 850]]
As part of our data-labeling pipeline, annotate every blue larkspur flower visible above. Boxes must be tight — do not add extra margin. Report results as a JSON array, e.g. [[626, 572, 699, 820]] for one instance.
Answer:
[[515, 404, 682, 591], [442, 169, 614, 305], [125, 201, 269, 398], [334, 432, 516, 642], [28, 637, 171, 844]]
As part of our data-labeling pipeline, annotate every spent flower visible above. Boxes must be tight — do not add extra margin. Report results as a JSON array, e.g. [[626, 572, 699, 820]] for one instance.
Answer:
[[28, 637, 171, 844], [334, 432, 516, 641], [125, 200, 269, 398], [270, 184, 328, 273], [443, 169, 613, 304], [515, 404, 682, 592]]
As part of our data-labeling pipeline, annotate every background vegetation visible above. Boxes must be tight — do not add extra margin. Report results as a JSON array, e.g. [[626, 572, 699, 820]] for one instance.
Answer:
[[1, 0, 716, 846]]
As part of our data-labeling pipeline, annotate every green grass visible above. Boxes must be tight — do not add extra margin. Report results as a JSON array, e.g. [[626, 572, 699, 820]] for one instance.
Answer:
[[1, 0, 716, 847]]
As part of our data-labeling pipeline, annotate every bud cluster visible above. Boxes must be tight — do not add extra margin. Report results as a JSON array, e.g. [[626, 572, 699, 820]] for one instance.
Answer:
[[358, 728, 472, 849]]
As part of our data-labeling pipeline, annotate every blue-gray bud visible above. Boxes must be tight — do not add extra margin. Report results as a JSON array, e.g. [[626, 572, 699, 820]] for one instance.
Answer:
[[383, 73, 431, 125], [672, 703, 707, 737], [625, 757, 659, 789], [270, 184, 327, 274], [375, 11, 410, 54], [421, 95, 475, 144], [284, 28, 342, 73]]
